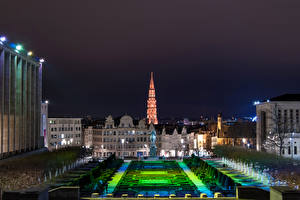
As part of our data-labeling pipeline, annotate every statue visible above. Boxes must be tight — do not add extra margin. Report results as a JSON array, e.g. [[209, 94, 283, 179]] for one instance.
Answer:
[[149, 129, 157, 157]]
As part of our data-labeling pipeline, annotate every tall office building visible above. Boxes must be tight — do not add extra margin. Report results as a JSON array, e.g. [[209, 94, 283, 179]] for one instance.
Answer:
[[0, 37, 43, 158], [147, 72, 158, 124]]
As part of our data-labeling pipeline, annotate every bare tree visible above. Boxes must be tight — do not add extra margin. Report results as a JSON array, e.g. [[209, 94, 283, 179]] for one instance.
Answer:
[[263, 103, 295, 156]]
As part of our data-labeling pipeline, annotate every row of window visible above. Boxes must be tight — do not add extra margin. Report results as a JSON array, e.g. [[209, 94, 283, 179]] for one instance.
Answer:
[[99, 130, 148, 135], [282, 146, 298, 155], [278, 109, 300, 123], [97, 143, 162, 149], [49, 120, 81, 124], [50, 127, 81, 132], [99, 144, 149, 150], [95, 137, 150, 143], [49, 141, 81, 146], [95, 151, 147, 157], [51, 133, 81, 139]]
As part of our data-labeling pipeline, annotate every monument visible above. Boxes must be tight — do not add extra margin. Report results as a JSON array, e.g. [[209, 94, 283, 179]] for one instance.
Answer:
[[149, 129, 157, 157]]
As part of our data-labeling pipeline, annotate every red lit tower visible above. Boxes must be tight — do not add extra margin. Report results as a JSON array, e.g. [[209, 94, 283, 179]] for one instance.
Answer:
[[147, 72, 158, 124]]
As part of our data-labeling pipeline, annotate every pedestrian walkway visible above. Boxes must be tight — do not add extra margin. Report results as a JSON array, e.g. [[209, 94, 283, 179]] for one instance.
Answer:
[[177, 161, 213, 197], [104, 160, 131, 196]]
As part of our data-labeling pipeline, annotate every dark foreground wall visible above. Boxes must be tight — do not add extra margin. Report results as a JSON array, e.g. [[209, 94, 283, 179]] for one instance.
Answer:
[[48, 186, 79, 200]]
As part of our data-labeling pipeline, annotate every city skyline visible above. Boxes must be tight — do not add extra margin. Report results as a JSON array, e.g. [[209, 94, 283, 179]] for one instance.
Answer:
[[1, 1, 300, 119]]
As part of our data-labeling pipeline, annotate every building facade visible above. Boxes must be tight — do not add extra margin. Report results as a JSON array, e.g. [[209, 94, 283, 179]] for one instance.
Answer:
[[85, 115, 202, 158], [47, 118, 82, 150], [0, 40, 43, 158], [91, 115, 151, 158], [256, 94, 300, 159]]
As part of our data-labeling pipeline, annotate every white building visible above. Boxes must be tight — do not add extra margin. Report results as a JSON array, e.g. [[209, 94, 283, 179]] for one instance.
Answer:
[[48, 118, 82, 150], [90, 115, 151, 158], [256, 94, 300, 159], [84, 114, 205, 158]]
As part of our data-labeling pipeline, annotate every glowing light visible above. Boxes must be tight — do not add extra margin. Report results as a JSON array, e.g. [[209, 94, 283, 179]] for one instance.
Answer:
[[253, 101, 260, 105], [0, 36, 6, 42], [252, 116, 257, 122], [242, 138, 247, 144], [39, 58, 45, 63], [16, 45, 23, 51], [45, 100, 49, 104], [27, 51, 33, 56]]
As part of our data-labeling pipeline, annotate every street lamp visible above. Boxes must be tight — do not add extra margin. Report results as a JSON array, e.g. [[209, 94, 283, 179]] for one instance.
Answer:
[[291, 132, 295, 159], [181, 139, 184, 157], [121, 139, 125, 159]]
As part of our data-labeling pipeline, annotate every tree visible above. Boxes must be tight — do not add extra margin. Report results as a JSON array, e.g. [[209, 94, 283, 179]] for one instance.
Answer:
[[263, 103, 295, 156]]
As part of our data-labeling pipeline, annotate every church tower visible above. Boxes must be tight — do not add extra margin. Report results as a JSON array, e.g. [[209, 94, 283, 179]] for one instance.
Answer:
[[147, 72, 158, 124]]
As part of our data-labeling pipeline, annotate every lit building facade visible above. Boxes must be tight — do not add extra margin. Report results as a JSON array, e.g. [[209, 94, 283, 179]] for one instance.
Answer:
[[0, 38, 43, 158], [91, 115, 151, 158], [212, 114, 256, 149], [256, 94, 300, 159], [48, 118, 82, 150], [86, 115, 202, 158], [147, 72, 158, 124]]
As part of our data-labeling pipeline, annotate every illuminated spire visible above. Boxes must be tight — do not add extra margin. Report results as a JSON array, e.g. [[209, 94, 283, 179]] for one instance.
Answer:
[[149, 72, 155, 89], [147, 72, 158, 125]]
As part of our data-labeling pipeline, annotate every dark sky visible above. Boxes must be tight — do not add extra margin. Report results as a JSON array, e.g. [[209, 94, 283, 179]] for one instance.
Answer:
[[1, 1, 300, 119]]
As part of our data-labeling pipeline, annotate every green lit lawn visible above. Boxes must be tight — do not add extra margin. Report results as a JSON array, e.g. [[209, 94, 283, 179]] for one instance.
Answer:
[[113, 161, 200, 197]]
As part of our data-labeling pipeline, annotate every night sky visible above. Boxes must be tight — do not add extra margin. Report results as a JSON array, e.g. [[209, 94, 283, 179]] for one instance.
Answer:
[[1, 1, 300, 119]]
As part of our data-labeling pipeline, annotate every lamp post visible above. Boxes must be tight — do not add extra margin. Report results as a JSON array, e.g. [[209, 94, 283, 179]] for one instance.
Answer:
[[291, 132, 295, 159], [121, 139, 125, 159], [181, 139, 184, 157]]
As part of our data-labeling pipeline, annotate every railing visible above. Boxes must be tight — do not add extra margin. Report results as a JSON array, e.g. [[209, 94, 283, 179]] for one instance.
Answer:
[[80, 197, 243, 200]]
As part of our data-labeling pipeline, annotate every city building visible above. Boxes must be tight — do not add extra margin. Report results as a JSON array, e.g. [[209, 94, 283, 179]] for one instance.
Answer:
[[85, 114, 200, 158], [84, 126, 93, 148], [0, 37, 44, 158], [147, 72, 158, 125], [212, 113, 256, 148], [47, 118, 82, 150], [90, 115, 151, 158], [41, 101, 49, 147], [256, 94, 300, 159]]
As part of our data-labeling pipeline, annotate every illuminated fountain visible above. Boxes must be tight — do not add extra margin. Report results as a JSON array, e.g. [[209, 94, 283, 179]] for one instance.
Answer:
[[220, 157, 287, 188]]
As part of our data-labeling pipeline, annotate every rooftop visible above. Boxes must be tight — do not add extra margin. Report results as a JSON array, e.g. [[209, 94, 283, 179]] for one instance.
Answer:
[[269, 94, 300, 102]]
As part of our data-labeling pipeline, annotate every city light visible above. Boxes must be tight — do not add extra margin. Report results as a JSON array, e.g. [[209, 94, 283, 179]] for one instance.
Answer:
[[253, 101, 260, 105], [242, 138, 247, 144], [27, 51, 33, 56], [16, 44, 23, 51], [39, 58, 45, 63], [0, 36, 6, 42], [45, 100, 49, 104], [252, 116, 257, 122]]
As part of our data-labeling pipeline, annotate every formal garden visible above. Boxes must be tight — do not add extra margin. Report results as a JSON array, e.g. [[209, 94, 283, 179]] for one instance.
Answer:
[[184, 156, 239, 196], [113, 161, 200, 197], [0, 147, 84, 191], [64, 154, 123, 197], [213, 145, 300, 189]]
